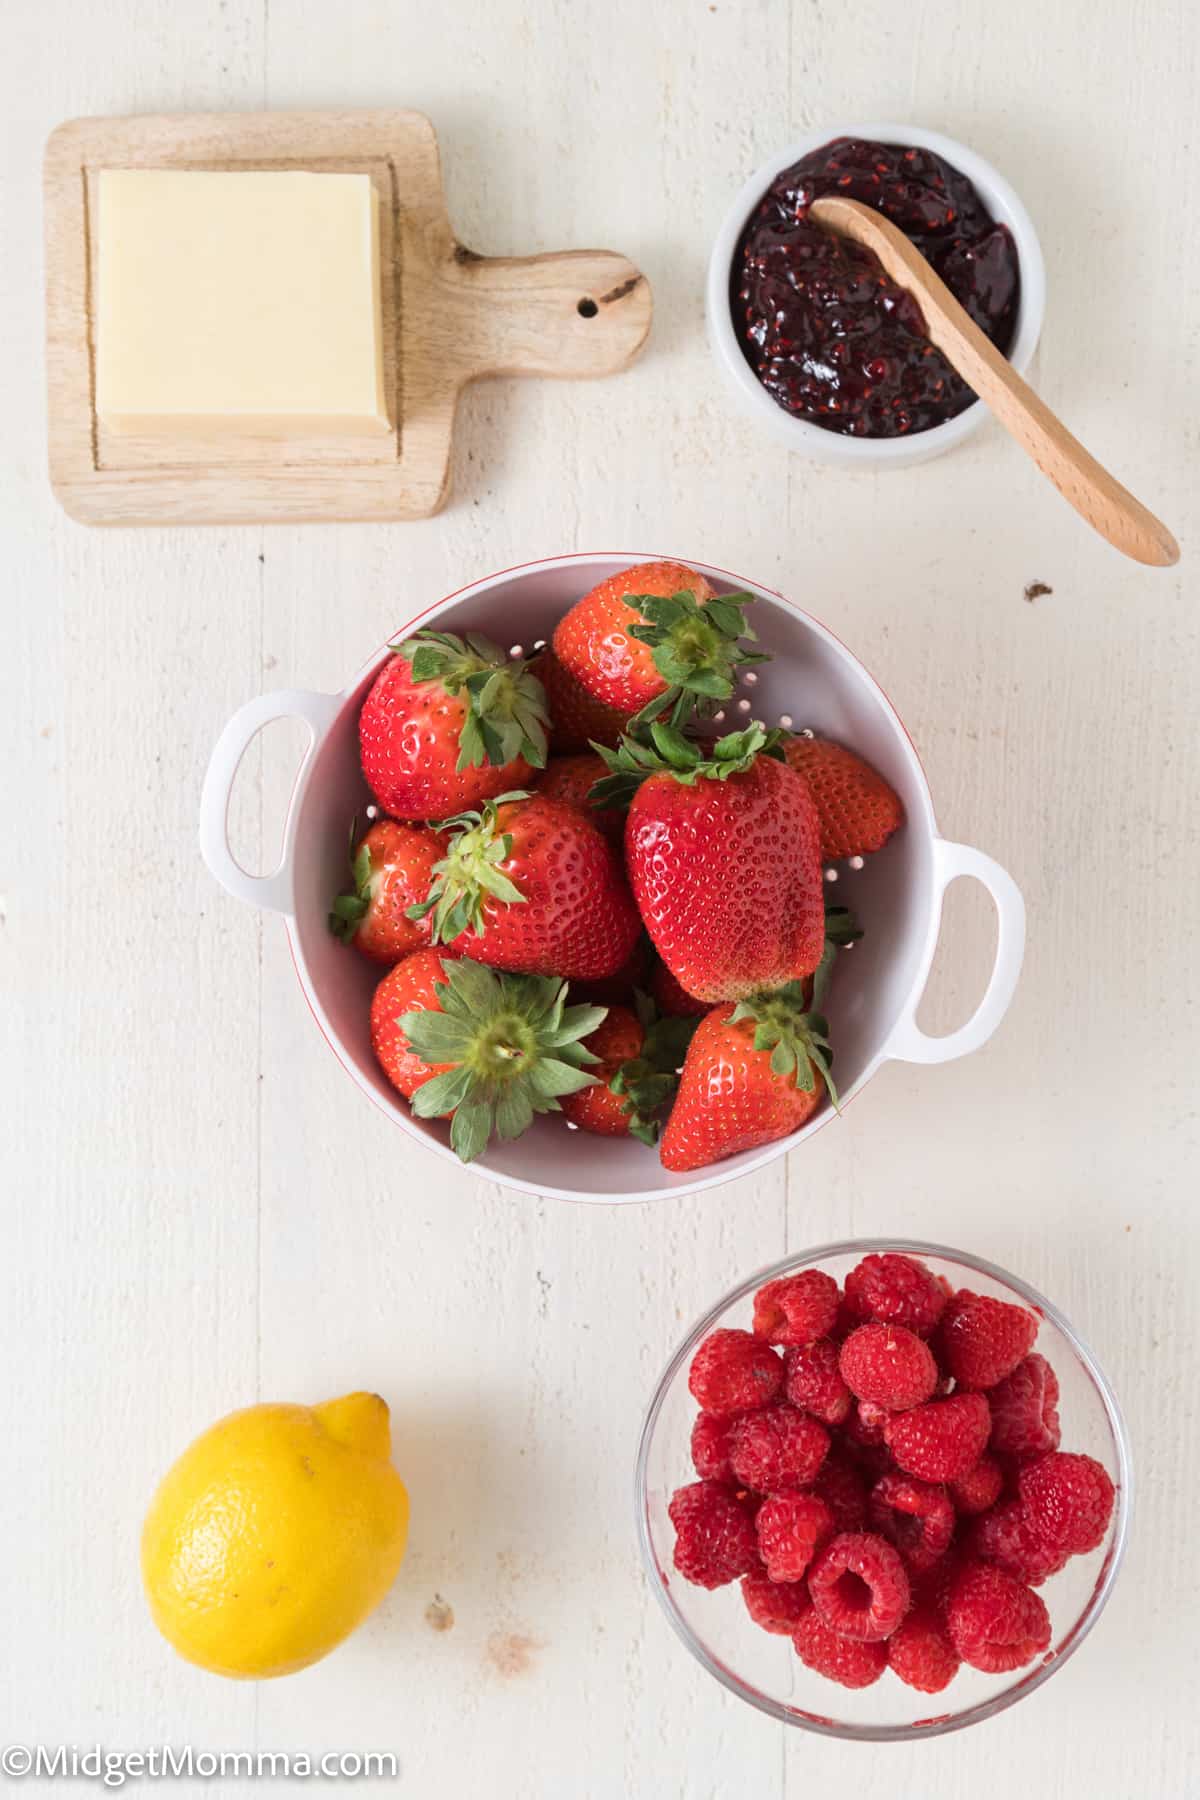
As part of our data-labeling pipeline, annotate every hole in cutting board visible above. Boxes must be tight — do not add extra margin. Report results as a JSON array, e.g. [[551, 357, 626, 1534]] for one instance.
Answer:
[[576, 297, 599, 318], [915, 875, 999, 1039], [223, 714, 313, 879]]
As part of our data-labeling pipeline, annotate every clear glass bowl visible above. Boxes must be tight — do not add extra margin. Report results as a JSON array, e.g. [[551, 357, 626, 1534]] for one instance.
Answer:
[[634, 1239, 1132, 1741]]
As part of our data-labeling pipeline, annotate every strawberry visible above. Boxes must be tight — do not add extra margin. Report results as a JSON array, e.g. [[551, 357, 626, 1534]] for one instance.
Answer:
[[595, 724, 825, 1002], [370, 947, 461, 1100], [359, 629, 550, 819], [560, 1005, 645, 1137], [408, 791, 640, 980], [659, 983, 836, 1172], [329, 817, 444, 964], [568, 937, 652, 1009], [552, 561, 765, 727], [376, 955, 608, 1163], [782, 734, 903, 861], [562, 995, 702, 1142], [531, 752, 624, 842], [650, 959, 712, 1018], [535, 647, 629, 753]]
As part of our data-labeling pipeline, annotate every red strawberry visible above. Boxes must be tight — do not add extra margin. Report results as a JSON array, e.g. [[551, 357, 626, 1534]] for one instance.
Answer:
[[370, 947, 460, 1100], [659, 985, 834, 1173], [360, 630, 550, 819], [598, 724, 824, 1002], [563, 998, 702, 1143], [781, 734, 904, 861], [560, 1006, 644, 1137], [568, 938, 651, 1009], [411, 791, 641, 980], [375, 954, 608, 1163], [650, 959, 712, 1017], [535, 647, 629, 753], [554, 560, 732, 718], [531, 752, 624, 842], [329, 818, 444, 964]]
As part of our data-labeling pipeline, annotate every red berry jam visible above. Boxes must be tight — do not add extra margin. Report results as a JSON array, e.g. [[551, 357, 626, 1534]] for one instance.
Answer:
[[732, 138, 1021, 437]]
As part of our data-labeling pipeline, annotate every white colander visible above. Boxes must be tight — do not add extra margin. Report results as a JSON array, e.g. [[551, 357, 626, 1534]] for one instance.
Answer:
[[200, 553, 1024, 1202]]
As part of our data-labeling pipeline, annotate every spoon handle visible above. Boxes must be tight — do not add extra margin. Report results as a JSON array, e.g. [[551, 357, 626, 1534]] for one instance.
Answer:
[[809, 196, 1179, 568]]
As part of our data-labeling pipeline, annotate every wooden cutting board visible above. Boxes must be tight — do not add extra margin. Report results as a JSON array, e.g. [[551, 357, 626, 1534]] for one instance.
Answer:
[[43, 110, 653, 526]]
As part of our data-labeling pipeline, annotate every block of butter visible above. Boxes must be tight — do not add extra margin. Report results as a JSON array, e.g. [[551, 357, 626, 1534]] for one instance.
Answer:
[[95, 169, 390, 438]]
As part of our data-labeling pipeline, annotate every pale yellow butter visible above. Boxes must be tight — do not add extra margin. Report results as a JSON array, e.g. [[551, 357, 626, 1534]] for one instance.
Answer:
[[95, 170, 390, 437]]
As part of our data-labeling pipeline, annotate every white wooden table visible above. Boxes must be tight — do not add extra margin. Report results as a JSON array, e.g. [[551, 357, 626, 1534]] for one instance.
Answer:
[[2, 1, 1197, 1794]]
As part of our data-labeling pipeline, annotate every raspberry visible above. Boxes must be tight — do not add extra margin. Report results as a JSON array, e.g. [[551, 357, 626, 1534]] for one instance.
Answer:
[[884, 1393, 991, 1482], [688, 1328, 783, 1417], [869, 1472, 956, 1572], [968, 1498, 1068, 1585], [945, 1560, 1052, 1673], [690, 1411, 736, 1483], [668, 1481, 760, 1589], [987, 1353, 1061, 1460], [936, 1289, 1038, 1390], [843, 1252, 948, 1338], [808, 1531, 911, 1641], [845, 1398, 889, 1447], [752, 1269, 840, 1346], [784, 1338, 852, 1425], [1018, 1452, 1115, 1556], [886, 1606, 961, 1693], [728, 1405, 830, 1491], [741, 1571, 813, 1635], [755, 1492, 834, 1582], [812, 1451, 869, 1532], [839, 1322, 938, 1410], [792, 1611, 887, 1688], [949, 1453, 1005, 1516]]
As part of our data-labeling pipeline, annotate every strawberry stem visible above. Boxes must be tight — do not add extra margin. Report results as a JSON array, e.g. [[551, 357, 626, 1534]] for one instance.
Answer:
[[399, 959, 608, 1162], [391, 629, 551, 771]]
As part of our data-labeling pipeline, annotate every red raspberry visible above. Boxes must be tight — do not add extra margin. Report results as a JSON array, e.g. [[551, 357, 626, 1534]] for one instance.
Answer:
[[915, 1548, 970, 1625], [792, 1611, 887, 1688], [690, 1411, 736, 1483], [886, 1606, 961, 1693], [755, 1492, 834, 1582], [843, 1252, 948, 1338], [783, 1338, 852, 1425], [668, 1481, 760, 1589], [808, 1531, 911, 1642], [839, 1322, 938, 1410], [741, 1571, 813, 1635], [869, 1472, 956, 1571], [949, 1453, 1005, 1516], [688, 1328, 783, 1417], [752, 1269, 840, 1346], [945, 1560, 1052, 1673], [936, 1289, 1038, 1390], [1018, 1452, 1115, 1556], [987, 1353, 1061, 1460], [968, 1497, 1068, 1585], [884, 1393, 991, 1482], [845, 1398, 889, 1448], [812, 1452, 869, 1533], [728, 1405, 829, 1492]]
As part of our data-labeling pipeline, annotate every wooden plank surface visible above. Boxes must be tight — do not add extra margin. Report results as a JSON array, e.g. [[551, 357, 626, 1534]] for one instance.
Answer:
[[2, 0, 1198, 1794]]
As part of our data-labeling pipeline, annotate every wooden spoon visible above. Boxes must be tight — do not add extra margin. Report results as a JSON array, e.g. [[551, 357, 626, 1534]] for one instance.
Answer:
[[809, 195, 1180, 568]]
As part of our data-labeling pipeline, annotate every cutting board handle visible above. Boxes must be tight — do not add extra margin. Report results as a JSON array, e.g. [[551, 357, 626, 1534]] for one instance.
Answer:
[[448, 248, 652, 383]]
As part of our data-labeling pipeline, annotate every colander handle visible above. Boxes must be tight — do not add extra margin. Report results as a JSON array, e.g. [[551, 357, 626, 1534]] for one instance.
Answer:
[[884, 839, 1026, 1065], [199, 688, 342, 916]]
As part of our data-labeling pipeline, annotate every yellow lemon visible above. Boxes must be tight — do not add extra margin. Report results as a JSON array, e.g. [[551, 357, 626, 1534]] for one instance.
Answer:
[[141, 1391, 408, 1679]]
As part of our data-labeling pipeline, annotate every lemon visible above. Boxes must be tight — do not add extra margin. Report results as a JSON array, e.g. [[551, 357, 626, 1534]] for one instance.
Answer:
[[141, 1391, 409, 1679]]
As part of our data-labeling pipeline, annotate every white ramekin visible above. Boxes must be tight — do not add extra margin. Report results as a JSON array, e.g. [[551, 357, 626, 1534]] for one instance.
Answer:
[[199, 553, 1025, 1204], [707, 123, 1047, 468]]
